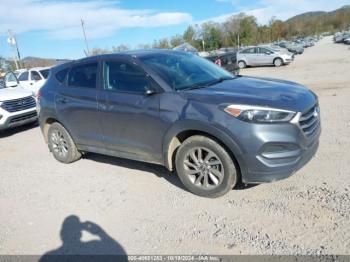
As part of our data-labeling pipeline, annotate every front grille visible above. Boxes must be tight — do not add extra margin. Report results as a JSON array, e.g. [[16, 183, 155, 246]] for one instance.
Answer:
[[9, 112, 37, 124], [1, 96, 36, 113], [299, 104, 320, 137]]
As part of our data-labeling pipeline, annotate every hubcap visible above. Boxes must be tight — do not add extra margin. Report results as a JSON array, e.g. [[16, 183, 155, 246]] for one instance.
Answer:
[[183, 147, 224, 189], [51, 130, 68, 158]]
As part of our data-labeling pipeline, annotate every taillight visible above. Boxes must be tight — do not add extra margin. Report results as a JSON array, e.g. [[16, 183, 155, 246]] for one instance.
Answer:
[[214, 59, 222, 67]]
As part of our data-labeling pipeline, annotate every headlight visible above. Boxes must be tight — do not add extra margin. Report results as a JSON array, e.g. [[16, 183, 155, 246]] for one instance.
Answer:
[[224, 104, 296, 123]]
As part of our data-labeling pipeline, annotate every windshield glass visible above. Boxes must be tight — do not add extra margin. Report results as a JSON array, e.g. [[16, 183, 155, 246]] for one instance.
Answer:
[[140, 52, 234, 90]]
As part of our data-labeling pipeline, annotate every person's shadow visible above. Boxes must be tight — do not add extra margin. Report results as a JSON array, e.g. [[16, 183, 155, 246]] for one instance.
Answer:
[[39, 215, 127, 262]]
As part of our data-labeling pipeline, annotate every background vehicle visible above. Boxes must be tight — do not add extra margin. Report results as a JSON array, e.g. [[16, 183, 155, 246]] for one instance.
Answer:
[[39, 50, 320, 198], [0, 72, 38, 130], [278, 42, 304, 54], [237, 46, 293, 68], [16, 67, 50, 95], [205, 51, 240, 75]]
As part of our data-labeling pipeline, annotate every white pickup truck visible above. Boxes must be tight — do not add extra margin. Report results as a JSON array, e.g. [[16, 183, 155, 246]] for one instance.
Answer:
[[0, 72, 38, 130]]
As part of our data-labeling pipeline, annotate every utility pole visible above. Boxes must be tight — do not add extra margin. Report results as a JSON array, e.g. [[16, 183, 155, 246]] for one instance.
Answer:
[[81, 19, 90, 56], [237, 34, 240, 50], [7, 30, 21, 70]]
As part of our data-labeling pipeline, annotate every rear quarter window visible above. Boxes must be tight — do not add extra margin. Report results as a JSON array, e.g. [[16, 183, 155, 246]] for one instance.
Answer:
[[55, 68, 69, 83]]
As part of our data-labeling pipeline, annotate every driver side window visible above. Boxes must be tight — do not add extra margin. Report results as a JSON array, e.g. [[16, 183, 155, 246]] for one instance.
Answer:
[[18, 72, 29, 81], [104, 61, 150, 94]]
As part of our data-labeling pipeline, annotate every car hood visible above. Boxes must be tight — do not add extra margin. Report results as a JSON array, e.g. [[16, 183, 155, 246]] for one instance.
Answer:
[[184, 76, 316, 112], [0, 86, 34, 101]]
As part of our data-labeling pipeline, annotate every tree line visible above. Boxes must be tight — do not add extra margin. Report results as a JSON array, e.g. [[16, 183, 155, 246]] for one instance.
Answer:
[[91, 7, 350, 55]]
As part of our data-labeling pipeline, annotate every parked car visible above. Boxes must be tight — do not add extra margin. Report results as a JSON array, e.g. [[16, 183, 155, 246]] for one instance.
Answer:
[[278, 42, 304, 54], [39, 50, 321, 198], [0, 72, 38, 130], [16, 67, 50, 96], [205, 51, 240, 75], [236, 46, 294, 68]]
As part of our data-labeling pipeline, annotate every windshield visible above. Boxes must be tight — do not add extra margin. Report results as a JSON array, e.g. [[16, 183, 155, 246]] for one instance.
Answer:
[[140, 52, 234, 91]]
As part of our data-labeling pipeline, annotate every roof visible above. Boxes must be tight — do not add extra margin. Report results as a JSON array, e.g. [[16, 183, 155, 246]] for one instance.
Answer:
[[74, 49, 190, 63]]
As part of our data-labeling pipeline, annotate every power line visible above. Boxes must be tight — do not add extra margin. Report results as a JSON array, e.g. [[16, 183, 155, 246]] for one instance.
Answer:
[[81, 19, 90, 56]]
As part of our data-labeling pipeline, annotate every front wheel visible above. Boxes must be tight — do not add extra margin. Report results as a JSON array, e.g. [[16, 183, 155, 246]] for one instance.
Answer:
[[175, 136, 238, 198], [274, 58, 283, 67]]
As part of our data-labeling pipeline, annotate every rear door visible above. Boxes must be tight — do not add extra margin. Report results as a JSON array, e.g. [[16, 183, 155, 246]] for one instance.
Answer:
[[55, 61, 103, 147], [241, 48, 258, 65], [97, 58, 164, 163]]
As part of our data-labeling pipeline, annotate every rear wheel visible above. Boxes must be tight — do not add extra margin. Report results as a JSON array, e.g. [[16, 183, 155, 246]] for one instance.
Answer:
[[238, 61, 246, 69], [175, 136, 238, 198], [48, 122, 81, 163], [274, 58, 283, 67]]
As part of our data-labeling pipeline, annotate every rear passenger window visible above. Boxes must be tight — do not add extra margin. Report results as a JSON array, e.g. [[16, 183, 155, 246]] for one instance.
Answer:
[[56, 68, 69, 83], [68, 63, 97, 88], [104, 61, 149, 93], [242, 48, 256, 54], [31, 71, 42, 81]]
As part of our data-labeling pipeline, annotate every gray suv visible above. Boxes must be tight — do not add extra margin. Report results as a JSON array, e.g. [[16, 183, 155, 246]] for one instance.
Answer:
[[39, 50, 320, 197]]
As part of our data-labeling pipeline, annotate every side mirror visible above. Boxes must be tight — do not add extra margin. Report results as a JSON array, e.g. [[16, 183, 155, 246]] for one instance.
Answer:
[[4, 72, 19, 88], [145, 85, 157, 96]]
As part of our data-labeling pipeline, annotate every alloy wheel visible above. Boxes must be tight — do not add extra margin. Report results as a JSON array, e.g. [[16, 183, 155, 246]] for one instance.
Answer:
[[50, 130, 69, 158], [183, 147, 224, 189]]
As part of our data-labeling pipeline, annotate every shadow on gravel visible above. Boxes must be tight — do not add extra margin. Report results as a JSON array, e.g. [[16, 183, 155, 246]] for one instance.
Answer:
[[0, 121, 39, 138], [84, 153, 188, 192], [235, 183, 259, 190], [84, 153, 257, 193], [39, 215, 127, 262]]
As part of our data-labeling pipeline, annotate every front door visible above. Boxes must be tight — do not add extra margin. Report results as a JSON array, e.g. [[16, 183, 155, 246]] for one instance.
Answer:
[[97, 59, 164, 163]]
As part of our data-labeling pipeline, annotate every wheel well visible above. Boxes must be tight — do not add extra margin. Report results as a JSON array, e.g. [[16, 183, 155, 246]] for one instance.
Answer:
[[273, 57, 283, 63], [43, 118, 57, 143], [166, 130, 241, 176]]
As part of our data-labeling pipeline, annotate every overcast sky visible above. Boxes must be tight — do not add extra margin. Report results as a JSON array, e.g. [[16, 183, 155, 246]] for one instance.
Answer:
[[0, 0, 349, 59]]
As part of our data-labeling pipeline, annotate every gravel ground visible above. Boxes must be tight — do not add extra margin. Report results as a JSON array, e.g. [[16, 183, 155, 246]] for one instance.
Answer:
[[0, 36, 349, 256]]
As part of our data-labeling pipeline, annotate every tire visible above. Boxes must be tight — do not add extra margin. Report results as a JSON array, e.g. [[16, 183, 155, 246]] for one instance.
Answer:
[[274, 58, 283, 67], [48, 122, 81, 163], [238, 61, 246, 69], [175, 135, 238, 198]]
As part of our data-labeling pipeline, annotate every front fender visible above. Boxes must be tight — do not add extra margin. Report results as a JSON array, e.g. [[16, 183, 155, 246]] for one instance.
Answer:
[[162, 119, 247, 176]]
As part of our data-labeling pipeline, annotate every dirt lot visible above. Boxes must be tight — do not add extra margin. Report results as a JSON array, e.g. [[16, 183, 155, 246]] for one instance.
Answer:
[[0, 36, 349, 256]]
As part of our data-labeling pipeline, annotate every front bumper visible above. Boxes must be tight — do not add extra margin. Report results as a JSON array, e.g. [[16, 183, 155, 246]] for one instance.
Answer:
[[0, 108, 38, 130], [224, 111, 321, 184]]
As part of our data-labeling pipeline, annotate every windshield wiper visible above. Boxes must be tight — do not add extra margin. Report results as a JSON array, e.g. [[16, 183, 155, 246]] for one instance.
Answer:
[[180, 76, 235, 91], [202, 76, 234, 87]]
